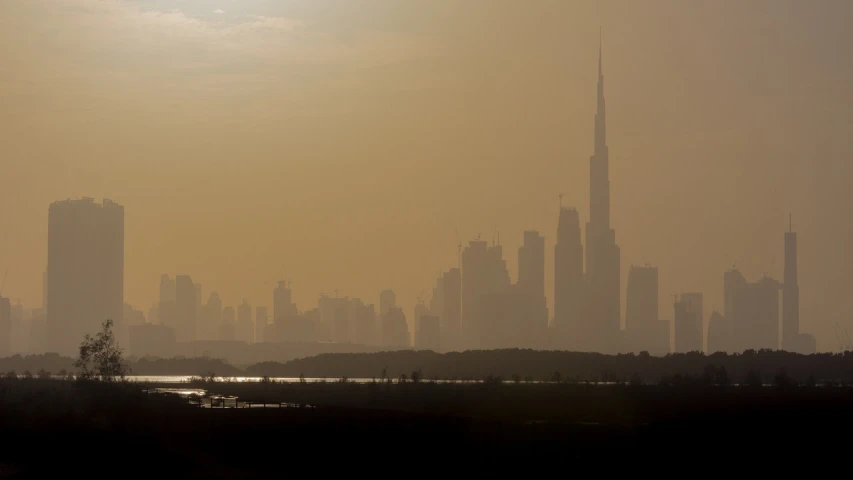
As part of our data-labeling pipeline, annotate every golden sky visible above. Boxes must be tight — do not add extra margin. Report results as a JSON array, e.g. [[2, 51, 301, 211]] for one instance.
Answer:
[[1, 0, 852, 350]]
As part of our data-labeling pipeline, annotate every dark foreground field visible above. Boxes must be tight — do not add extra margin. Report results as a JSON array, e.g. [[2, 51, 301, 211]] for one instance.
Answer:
[[1, 378, 850, 477]]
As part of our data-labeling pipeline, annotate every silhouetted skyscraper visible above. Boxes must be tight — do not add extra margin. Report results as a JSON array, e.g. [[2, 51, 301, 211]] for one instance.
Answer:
[[625, 265, 667, 354], [381, 307, 409, 348], [440, 268, 461, 351], [237, 299, 253, 343], [159, 274, 176, 331], [553, 207, 583, 347], [674, 296, 701, 353], [175, 275, 197, 343], [417, 315, 441, 352], [518, 230, 545, 299], [782, 217, 799, 348], [47, 198, 124, 355], [379, 289, 396, 317], [462, 240, 510, 349], [219, 306, 236, 341], [414, 301, 430, 348], [203, 292, 222, 341], [255, 306, 268, 344], [680, 293, 704, 352], [273, 280, 296, 322], [707, 310, 727, 353], [733, 276, 781, 351], [354, 302, 377, 345], [583, 41, 621, 353]]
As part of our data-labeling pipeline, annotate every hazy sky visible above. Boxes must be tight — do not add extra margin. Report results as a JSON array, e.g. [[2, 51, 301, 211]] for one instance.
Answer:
[[1, 0, 852, 351]]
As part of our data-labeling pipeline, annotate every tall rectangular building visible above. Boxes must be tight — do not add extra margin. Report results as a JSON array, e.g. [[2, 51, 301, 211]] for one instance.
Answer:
[[47, 198, 124, 356], [679, 293, 704, 352], [553, 207, 583, 348], [175, 275, 197, 343], [440, 268, 461, 351], [625, 265, 660, 353], [782, 219, 800, 348]]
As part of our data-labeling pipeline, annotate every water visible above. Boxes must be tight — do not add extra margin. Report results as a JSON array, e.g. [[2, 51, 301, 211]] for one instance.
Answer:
[[126, 375, 494, 384]]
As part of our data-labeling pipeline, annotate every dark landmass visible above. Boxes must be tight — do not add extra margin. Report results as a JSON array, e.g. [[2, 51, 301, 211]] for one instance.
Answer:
[[0, 354, 241, 377], [1, 377, 849, 476], [6, 350, 853, 385], [246, 349, 853, 383]]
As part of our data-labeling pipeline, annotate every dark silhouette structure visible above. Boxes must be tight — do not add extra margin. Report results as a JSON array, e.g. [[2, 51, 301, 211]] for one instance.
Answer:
[[583, 41, 621, 354], [175, 274, 197, 343], [553, 207, 583, 348], [625, 265, 668, 354], [47, 198, 124, 356], [0, 297, 10, 357]]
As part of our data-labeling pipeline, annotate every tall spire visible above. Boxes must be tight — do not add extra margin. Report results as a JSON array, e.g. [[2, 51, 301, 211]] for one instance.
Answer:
[[598, 26, 602, 77]]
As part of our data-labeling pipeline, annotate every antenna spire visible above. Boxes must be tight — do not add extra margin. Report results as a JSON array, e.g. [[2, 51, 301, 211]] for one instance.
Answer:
[[598, 26, 602, 76]]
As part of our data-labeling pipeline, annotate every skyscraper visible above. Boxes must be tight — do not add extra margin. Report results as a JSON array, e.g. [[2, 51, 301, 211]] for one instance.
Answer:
[[175, 275, 197, 343], [674, 295, 702, 353], [553, 207, 583, 347], [47, 198, 124, 355], [583, 40, 621, 353], [379, 289, 396, 317], [733, 277, 781, 351], [237, 299, 253, 343], [220, 306, 236, 341], [273, 280, 296, 323], [625, 265, 667, 354], [782, 216, 799, 348], [680, 293, 704, 352], [381, 307, 410, 348], [518, 230, 545, 299], [255, 306, 268, 344], [440, 268, 461, 351], [414, 301, 430, 348], [461, 240, 510, 349], [158, 274, 176, 331]]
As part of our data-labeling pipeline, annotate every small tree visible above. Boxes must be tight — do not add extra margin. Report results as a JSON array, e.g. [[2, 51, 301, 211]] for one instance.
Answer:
[[74, 319, 128, 382]]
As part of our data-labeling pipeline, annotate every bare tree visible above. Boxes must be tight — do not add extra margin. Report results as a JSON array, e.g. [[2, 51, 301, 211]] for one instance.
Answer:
[[74, 319, 128, 382]]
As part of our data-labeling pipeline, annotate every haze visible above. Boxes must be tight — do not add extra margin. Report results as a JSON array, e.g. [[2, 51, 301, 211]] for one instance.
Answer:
[[2, 0, 852, 351]]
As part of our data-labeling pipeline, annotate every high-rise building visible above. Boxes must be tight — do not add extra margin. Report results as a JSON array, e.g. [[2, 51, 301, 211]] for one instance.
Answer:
[[625, 265, 665, 353], [680, 293, 704, 352], [237, 299, 253, 343], [47, 198, 124, 355], [29, 308, 47, 354], [158, 274, 176, 332], [273, 281, 296, 322], [782, 216, 800, 349], [379, 290, 396, 317], [461, 240, 510, 349], [414, 302, 430, 348], [707, 311, 727, 353], [480, 286, 546, 349], [583, 41, 621, 354], [733, 277, 781, 351], [440, 269, 461, 351], [255, 306, 268, 344], [354, 302, 377, 345], [417, 315, 441, 352], [332, 297, 353, 343], [220, 306, 236, 341], [381, 307, 410, 348], [518, 230, 545, 299], [199, 292, 222, 341], [0, 297, 11, 357], [553, 207, 583, 347], [175, 275, 197, 343], [674, 296, 702, 353]]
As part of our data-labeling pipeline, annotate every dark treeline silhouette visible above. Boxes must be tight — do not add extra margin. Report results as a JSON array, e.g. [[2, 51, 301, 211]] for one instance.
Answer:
[[0, 354, 240, 377], [246, 349, 853, 383]]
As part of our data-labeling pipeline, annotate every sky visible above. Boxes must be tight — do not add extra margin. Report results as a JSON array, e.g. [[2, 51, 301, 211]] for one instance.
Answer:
[[1, 0, 852, 351]]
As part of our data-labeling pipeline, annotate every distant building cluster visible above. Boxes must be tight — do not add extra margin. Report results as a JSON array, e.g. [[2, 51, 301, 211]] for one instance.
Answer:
[[0, 43, 816, 359]]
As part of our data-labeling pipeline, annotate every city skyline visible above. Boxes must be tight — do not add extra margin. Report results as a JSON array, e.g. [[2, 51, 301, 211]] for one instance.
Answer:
[[2, 1, 852, 352]]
